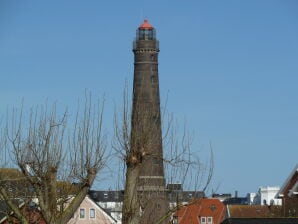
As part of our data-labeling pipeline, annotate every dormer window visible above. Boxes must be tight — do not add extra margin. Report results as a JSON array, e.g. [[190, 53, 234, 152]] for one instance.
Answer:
[[201, 217, 206, 224], [207, 217, 213, 224], [200, 216, 213, 224], [104, 192, 108, 199]]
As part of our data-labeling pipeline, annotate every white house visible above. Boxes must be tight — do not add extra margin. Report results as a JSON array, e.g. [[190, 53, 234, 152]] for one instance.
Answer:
[[249, 186, 282, 205], [67, 196, 117, 224]]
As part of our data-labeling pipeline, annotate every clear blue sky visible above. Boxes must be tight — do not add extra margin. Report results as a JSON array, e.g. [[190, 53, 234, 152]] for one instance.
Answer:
[[1, 1, 297, 196]]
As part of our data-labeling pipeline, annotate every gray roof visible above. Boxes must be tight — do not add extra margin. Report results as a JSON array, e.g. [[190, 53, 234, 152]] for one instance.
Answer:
[[0, 199, 23, 223], [89, 189, 205, 203], [168, 190, 204, 203], [89, 190, 124, 202]]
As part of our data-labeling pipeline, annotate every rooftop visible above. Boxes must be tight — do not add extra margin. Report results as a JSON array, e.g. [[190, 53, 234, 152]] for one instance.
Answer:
[[227, 205, 283, 218], [139, 19, 153, 30], [174, 198, 226, 224]]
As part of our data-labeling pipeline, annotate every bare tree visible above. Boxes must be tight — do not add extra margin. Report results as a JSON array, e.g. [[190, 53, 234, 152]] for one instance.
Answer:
[[113, 87, 214, 224], [163, 118, 214, 194], [113, 87, 141, 224], [0, 95, 106, 224]]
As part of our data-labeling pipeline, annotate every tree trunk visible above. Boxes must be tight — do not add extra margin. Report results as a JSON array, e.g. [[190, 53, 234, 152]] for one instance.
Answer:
[[0, 187, 29, 224], [122, 163, 141, 224], [56, 169, 97, 224]]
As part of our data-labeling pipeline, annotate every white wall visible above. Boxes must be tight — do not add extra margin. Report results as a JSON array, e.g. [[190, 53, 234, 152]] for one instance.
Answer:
[[250, 186, 282, 205]]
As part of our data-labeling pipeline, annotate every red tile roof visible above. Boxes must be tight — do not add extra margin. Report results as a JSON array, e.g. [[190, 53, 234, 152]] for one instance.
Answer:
[[174, 198, 226, 224]]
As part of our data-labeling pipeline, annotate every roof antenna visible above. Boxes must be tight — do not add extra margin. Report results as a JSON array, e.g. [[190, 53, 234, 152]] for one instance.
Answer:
[[140, 7, 144, 21]]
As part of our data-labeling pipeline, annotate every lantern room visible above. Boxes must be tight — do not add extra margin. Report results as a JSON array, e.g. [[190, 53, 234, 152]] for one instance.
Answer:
[[136, 19, 156, 40]]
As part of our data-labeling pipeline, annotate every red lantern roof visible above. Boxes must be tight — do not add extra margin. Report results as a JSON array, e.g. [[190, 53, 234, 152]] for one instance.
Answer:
[[139, 19, 153, 30]]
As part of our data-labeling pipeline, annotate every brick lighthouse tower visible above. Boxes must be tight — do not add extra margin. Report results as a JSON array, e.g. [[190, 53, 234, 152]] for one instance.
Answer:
[[131, 19, 168, 223]]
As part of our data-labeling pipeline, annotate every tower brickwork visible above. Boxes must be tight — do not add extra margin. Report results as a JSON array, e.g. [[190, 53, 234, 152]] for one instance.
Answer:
[[131, 20, 168, 223]]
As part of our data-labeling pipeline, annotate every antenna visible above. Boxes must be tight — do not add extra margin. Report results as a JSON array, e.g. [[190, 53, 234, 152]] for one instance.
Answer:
[[140, 8, 144, 21], [141, 0, 145, 19]]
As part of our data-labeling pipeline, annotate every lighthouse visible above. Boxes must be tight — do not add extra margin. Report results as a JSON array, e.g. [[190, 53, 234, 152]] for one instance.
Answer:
[[131, 19, 168, 223]]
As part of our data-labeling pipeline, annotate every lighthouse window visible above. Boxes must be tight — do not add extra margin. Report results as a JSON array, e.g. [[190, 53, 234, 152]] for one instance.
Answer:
[[138, 29, 154, 40], [151, 76, 155, 83], [153, 156, 159, 164]]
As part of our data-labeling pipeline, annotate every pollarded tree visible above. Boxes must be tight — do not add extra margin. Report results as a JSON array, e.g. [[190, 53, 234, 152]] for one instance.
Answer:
[[0, 95, 106, 224], [114, 90, 168, 224], [113, 87, 214, 224]]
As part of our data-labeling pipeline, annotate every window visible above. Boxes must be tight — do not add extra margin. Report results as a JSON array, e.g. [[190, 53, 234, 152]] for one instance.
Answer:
[[201, 217, 206, 224], [172, 217, 178, 224], [152, 156, 159, 164], [207, 217, 213, 224], [104, 192, 108, 199], [79, 208, 85, 219], [210, 204, 216, 211], [115, 191, 119, 200], [151, 75, 155, 84], [150, 54, 154, 60], [90, 208, 95, 219], [138, 29, 154, 40]]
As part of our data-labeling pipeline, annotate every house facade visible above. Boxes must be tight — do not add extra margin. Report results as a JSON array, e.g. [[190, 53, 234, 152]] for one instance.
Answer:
[[248, 186, 282, 205], [67, 196, 116, 224], [89, 184, 204, 224], [278, 163, 298, 217]]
